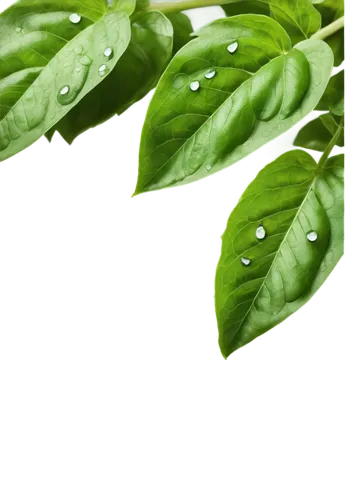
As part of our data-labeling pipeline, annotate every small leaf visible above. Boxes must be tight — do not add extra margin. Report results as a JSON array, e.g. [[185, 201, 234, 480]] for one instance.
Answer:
[[166, 12, 193, 54], [293, 113, 346, 153], [135, 15, 333, 194], [223, 0, 322, 45], [316, 70, 344, 116], [48, 11, 173, 144], [268, 113, 347, 159], [0, 0, 131, 161], [215, 150, 344, 357], [314, 0, 344, 66], [106, 0, 136, 14]]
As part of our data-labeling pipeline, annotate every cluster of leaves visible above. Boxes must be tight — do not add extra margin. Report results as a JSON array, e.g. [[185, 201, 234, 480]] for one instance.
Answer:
[[0, 0, 344, 357]]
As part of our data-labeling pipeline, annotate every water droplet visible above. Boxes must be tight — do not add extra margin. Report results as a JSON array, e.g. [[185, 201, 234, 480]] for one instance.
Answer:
[[57, 63, 90, 105], [227, 41, 238, 54], [307, 231, 318, 242], [15, 26, 22, 33], [190, 81, 200, 92], [205, 69, 216, 80], [205, 164, 212, 171], [69, 13, 81, 24], [74, 46, 83, 55], [103, 47, 113, 58], [59, 85, 70, 96], [256, 225, 266, 240], [173, 74, 188, 90], [241, 257, 251, 266], [80, 55, 92, 66], [98, 64, 109, 77]]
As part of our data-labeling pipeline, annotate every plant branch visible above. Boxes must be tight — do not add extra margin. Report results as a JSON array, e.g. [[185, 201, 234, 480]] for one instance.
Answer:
[[311, 16, 344, 40], [318, 117, 344, 169], [147, 0, 239, 13]]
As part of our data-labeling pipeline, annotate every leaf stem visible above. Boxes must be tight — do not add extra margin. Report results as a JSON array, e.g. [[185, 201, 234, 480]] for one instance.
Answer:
[[147, 0, 239, 13], [318, 117, 344, 169], [311, 16, 344, 40]]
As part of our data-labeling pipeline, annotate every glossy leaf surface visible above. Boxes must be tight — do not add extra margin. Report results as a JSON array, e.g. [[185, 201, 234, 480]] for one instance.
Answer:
[[316, 70, 344, 116], [145, 0, 194, 55], [136, 15, 333, 194], [215, 150, 344, 357], [48, 11, 173, 144], [223, 0, 321, 44], [294, 113, 344, 152], [314, 0, 344, 66], [107, 0, 136, 14], [166, 12, 193, 54], [0, 0, 131, 160]]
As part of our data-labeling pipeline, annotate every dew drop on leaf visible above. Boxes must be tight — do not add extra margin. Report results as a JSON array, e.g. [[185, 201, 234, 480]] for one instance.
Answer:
[[205, 69, 216, 80], [80, 55, 92, 66], [256, 225, 266, 240], [69, 13, 81, 24], [74, 46, 83, 55], [172, 74, 188, 90], [307, 231, 318, 242], [241, 257, 251, 266], [15, 26, 22, 33], [205, 164, 212, 171], [59, 86, 70, 96], [190, 81, 200, 92], [103, 47, 113, 59], [98, 64, 109, 77], [227, 41, 238, 54]]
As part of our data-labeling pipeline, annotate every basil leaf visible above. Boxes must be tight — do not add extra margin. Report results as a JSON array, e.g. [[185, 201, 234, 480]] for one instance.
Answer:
[[294, 113, 344, 152], [0, 0, 131, 161], [47, 11, 173, 144], [106, 0, 136, 14], [223, 0, 321, 45], [134, 0, 150, 11], [316, 70, 344, 116], [315, 0, 344, 25], [135, 15, 333, 195], [151, 0, 194, 55], [293, 113, 346, 153], [314, 0, 344, 66], [166, 12, 193, 54], [215, 150, 344, 357]]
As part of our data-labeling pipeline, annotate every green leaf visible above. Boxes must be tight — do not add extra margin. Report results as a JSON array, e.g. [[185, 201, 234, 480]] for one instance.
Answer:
[[293, 113, 346, 153], [135, 15, 333, 195], [222, 0, 322, 45], [145, 0, 194, 55], [314, 0, 344, 26], [314, 0, 344, 66], [294, 113, 344, 152], [166, 12, 193, 54], [0, 0, 131, 161], [316, 70, 344, 116], [107, 0, 136, 14], [215, 150, 344, 357], [134, 0, 150, 11], [47, 11, 173, 144]]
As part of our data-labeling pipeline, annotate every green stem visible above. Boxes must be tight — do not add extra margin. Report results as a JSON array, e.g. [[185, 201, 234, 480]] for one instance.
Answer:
[[311, 16, 344, 40], [147, 0, 238, 13], [318, 117, 344, 169]]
